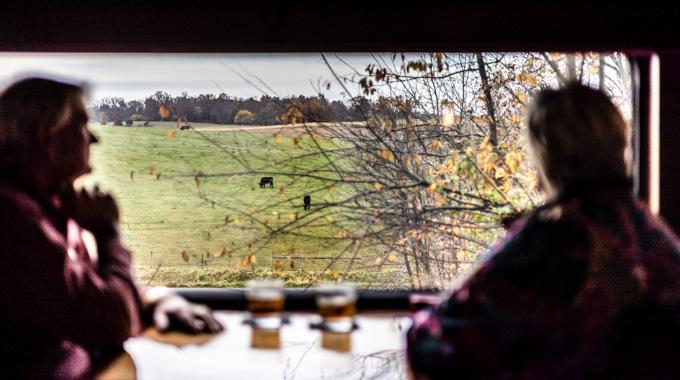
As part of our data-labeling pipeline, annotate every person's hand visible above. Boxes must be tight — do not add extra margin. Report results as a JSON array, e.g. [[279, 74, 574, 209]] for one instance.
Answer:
[[59, 184, 120, 239], [152, 294, 224, 334]]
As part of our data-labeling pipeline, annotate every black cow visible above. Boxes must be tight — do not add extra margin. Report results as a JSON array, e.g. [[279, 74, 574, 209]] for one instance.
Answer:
[[179, 125, 191, 130], [259, 177, 274, 188], [303, 195, 311, 210]]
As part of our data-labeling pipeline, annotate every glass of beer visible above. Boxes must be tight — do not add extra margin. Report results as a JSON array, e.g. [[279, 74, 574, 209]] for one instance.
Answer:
[[246, 279, 285, 330], [315, 284, 357, 333]]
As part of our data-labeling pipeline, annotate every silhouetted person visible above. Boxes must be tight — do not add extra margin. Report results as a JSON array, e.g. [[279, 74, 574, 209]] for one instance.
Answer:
[[303, 194, 311, 210], [0, 77, 223, 379], [407, 83, 680, 379]]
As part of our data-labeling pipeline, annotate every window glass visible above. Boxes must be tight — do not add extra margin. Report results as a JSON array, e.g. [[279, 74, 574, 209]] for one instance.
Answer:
[[0, 52, 633, 289]]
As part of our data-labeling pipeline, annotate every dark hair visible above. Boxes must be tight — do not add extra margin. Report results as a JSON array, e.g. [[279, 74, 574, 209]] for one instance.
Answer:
[[526, 82, 631, 196], [0, 77, 86, 175]]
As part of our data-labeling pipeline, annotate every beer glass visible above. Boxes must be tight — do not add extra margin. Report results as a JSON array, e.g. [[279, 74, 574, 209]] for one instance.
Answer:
[[315, 284, 357, 333], [246, 279, 285, 330]]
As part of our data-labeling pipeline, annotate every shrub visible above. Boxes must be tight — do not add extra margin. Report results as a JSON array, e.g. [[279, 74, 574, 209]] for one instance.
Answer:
[[125, 120, 133, 126], [234, 110, 256, 125], [113, 120, 123, 126]]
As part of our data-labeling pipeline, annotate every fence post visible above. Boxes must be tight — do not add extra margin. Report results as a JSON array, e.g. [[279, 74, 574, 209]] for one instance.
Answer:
[[271, 252, 274, 270], [150, 251, 153, 267], [302, 253, 305, 270], [330, 252, 333, 271], [201, 254, 204, 270]]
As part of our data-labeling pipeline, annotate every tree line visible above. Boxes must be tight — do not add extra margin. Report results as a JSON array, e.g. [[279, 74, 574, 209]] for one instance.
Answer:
[[90, 92, 371, 125]]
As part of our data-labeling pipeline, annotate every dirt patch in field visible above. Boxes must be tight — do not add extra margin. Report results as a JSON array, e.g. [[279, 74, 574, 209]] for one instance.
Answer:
[[140, 122, 363, 138]]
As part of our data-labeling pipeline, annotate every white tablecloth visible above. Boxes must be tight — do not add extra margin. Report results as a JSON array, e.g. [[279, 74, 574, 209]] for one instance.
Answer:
[[124, 312, 412, 380]]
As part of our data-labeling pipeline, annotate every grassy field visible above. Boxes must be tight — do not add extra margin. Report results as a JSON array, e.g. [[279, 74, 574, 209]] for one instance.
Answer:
[[79, 124, 371, 286]]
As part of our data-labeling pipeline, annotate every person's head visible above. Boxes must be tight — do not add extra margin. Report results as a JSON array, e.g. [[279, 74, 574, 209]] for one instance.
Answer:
[[526, 82, 632, 199], [0, 77, 97, 190]]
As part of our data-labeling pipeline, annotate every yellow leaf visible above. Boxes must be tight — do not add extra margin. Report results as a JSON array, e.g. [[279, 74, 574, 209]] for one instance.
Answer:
[[234, 217, 239, 225], [326, 216, 334, 223], [387, 254, 398, 263], [375, 182, 382, 191], [251, 206, 256, 213], [380, 150, 394, 161], [167, 130, 175, 139], [517, 93, 527, 104]]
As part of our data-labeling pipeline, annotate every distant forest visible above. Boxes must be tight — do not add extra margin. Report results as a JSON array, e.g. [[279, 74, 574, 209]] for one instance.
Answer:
[[90, 91, 372, 125]]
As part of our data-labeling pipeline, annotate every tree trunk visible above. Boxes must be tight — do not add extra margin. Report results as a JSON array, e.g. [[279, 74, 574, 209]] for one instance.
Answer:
[[475, 53, 498, 146]]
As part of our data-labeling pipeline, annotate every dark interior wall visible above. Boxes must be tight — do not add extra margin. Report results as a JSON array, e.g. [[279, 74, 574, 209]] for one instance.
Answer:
[[0, 2, 678, 52]]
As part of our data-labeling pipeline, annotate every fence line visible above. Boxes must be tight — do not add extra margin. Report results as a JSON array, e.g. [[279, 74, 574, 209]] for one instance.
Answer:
[[271, 252, 364, 271], [145, 250, 476, 273]]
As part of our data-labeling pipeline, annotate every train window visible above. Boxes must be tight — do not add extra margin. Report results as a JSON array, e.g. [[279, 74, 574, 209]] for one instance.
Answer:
[[0, 52, 633, 290]]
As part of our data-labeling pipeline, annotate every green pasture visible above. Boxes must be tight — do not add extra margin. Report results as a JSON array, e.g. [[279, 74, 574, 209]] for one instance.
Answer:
[[80, 124, 360, 277]]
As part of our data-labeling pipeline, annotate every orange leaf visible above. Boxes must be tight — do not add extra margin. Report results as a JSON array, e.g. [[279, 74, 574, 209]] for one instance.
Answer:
[[181, 250, 189, 262], [159, 105, 170, 118], [149, 167, 154, 174], [130, 171, 134, 181]]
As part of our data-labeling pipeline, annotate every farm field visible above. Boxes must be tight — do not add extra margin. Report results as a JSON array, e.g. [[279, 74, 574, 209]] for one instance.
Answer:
[[79, 124, 383, 287]]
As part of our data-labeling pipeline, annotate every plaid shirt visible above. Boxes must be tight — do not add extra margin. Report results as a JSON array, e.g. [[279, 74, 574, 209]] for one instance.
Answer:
[[407, 181, 680, 379]]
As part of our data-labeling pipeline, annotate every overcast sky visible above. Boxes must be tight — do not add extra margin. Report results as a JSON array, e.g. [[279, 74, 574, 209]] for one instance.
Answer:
[[0, 53, 376, 105]]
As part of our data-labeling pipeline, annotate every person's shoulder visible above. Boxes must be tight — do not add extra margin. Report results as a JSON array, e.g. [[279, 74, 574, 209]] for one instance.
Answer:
[[488, 202, 590, 266], [0, 182, 45, 223]]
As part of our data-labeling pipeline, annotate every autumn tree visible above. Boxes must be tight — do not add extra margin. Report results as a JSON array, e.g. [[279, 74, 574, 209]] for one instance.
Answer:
[[213, 52, 633, 289]]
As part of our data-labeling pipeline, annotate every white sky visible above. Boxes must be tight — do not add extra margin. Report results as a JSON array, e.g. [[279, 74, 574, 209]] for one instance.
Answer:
[[0, 53, 376, 105]]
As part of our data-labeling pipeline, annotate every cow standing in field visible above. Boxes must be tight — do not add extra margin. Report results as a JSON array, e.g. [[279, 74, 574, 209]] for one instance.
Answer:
[[303, 195, 311, 210], [259, 177, 274, 188]]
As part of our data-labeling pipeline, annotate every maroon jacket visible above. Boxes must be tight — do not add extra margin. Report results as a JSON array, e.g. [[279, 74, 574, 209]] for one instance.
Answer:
[[0, 179, 143, 379]]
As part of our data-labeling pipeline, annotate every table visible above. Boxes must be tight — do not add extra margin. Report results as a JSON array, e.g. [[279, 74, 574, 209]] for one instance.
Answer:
[[97, 311, 413, 380]]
